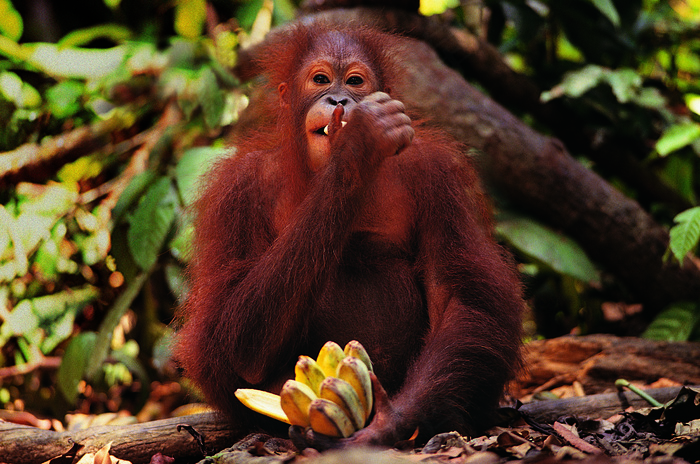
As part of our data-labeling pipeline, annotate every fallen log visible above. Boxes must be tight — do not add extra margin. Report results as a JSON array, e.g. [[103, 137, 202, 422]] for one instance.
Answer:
[[514, 334, 700, 395], [519, 386, 689, 424], [0, 411, 243, 464]]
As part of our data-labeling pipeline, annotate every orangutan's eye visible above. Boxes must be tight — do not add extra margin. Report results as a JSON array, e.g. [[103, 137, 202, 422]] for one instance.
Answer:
[[346, 75, 364, 86], [313, 74, 330, 84]]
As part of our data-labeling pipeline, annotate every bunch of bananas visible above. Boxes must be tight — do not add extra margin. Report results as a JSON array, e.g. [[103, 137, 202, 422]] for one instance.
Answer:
[[235, 340, 374, 438]]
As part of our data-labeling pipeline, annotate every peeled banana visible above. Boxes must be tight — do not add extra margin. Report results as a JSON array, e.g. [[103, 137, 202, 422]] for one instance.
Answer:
[[234, 389, 290, 424], [236, 340, 375, 438]]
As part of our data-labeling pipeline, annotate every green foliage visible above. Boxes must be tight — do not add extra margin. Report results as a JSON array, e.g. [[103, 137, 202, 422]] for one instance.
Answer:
[[46, 81, 85, 119], [175, 0, 206, 39], [588, 0, 620, 26], [127, 177, 178, 271], [541, 65, 665, 108], [668, 207, 700, 265], [656, 123, 700, 157], [175, 146, 230, 206], [0, 0, 22, 41], [0, 71, 40, 108], [57, 332, 96, 404], [497, 216, 599, 283], [420, 0, 460, 16], [642, 302, 700, 342], [0, 0, 264, 415]]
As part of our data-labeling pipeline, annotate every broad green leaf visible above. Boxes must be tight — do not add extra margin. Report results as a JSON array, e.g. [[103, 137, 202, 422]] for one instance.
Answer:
[[175, 146, 229, 206], [660, 154, 695, 204], [57, 332, 97, 403], [58, 24, 132, 48], [127, 177, 178, 271], [28, 44, 126, 80], [588, 0, 620, 26], [33, 285, 99, 354], [687, 94, 700, 116], [46, 81, 84, 119], [175, 0, 206, 39], [198, 67, 226, 129], [656, 123, 700, 157], [272, 0, 296, 24], [634, 87, 666, 109], [0, 72, 41, 108], [541, 65, 604, 102], [112, 170, 158, 223], [668, 206, 700, 265], [420, 0, 459, 16], [0, 0, 23, 41], [164, 261, 188, 299], [58, 154, 105, 183], [1, 300, 39, 338], [605, 69, 641, 103], [31, 285, 98, 320], [497, 216, 599, 283], [18, 182, 78, 216], [642, 302, 700, 341]]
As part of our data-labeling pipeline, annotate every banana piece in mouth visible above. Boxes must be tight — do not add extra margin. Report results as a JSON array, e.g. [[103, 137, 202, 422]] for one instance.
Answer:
[[323, 121, 347, 135]]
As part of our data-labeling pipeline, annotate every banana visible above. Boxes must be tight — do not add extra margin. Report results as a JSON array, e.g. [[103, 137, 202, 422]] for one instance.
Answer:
[[234, 389, 290, 424], [237, 341, 377, 434], [319, 376, 366, 429], [308, 398, 356, 438], [336, 356, 373, 421], [295, 355, 326, 395], [279, 380, 317, 427], [316, 341, 346, 377], [344, 340, 374, 373]]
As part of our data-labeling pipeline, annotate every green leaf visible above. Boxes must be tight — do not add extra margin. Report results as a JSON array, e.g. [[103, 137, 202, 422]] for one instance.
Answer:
[[668, 206, 700, 265], [27, 44, 126, 80], [58, 24, 132, 48], [175, 0, 206, 39], [46, 81, 84, 119], [541, 65, 604, 102], [85, 272, 149, 381], [113, 170, 158, 223], [31, 284, 98, 321], [127, 177, 178, 271], [0, 0, 23, 41], [57, 332, 96, 404], [0, 72, 41, 108], [642, 302, 700, 341], [198, 67, 226, 129], [605, 69, 642, 103], [175, 146, 229, 206], [1, 300, 39, 338], [497, 216, 599, 283], [419, 0, 459, 16], [656, 123, 700, 156], [634, 87, 666, 109], [588, 0, 620, 26], [687, 94, 700, 116]]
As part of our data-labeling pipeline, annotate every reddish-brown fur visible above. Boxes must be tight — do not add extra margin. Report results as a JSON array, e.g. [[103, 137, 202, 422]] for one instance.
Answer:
[[175, 24, 523, 446]]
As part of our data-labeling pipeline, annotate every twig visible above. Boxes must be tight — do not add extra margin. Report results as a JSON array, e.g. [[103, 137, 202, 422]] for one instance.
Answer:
[[615, 379, 664, 408], [0, 356, 62, 379]]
